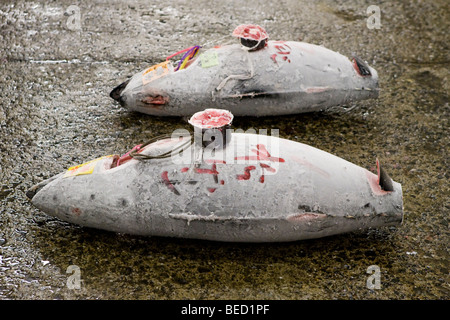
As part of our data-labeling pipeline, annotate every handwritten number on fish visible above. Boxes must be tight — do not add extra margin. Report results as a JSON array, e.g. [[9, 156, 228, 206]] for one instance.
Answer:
[[160, 144, 285, 195], [270, 41, 291, 64]]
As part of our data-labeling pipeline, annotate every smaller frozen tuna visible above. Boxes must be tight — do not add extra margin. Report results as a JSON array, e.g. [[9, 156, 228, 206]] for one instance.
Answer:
[[110, 24, 379, 116], [27, 109, 402, 242]]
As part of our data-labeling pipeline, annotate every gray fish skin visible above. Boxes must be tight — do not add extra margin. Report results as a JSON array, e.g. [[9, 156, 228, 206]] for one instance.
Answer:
[[28, 133, 402, 242], [111, 41, 379, 116]]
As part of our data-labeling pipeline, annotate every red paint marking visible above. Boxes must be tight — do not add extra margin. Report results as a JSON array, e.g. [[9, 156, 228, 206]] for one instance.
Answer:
[[274, 45, 290, 55], [270, 54, 278, 64], [235, 144, 285, 163], [181, 167, 189, 172], [207, 188, 217, 193], [259, 163, 277, 183], [195, 163, 220, 184], [237, 166, 256, 180], [220, 180, 225, 185], [271, 43, 291, 64], [194, 163, 219, 175], [161, 171, 180, 195], [234, 145, 285, 182], [273, 42, 291, 49]]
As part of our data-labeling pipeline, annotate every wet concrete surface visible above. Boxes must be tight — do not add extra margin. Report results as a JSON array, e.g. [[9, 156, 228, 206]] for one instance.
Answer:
[[0, 0, 448, 299]]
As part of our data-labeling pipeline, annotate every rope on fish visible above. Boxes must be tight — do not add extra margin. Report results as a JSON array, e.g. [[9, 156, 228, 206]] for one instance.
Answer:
[[166, 46, 201, 71], [129, 133, 193, 160], [215, 49, 254, 91]]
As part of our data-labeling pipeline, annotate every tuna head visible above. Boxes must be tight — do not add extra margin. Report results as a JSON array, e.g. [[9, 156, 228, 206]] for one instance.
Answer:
[[26, 155, 142, 234], [110, 60, 173, 116]]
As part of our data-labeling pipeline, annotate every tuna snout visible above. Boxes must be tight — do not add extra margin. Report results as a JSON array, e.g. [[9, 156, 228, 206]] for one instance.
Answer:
[[26, 173, 63, 200]]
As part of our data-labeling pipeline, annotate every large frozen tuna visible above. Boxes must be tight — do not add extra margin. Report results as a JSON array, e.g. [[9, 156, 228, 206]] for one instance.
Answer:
[[110, 39, 379, 116], [27, 121, 402, 242]]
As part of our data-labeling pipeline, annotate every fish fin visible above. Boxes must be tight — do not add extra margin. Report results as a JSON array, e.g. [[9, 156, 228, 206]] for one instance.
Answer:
[[352, 55, 372, 76], [376, 158, 394, 192], [110, 79, 130, 103]]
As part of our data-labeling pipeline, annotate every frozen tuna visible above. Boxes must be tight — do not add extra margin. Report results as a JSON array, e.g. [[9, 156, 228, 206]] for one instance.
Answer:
[[27, 110, 402, 242], [110, 25, 379, 116]]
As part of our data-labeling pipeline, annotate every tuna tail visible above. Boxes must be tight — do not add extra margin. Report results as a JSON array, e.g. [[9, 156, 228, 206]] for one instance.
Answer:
[[376, 158, 394, 192], [352, 55, 372, 77], [110, 79, 130, 105]]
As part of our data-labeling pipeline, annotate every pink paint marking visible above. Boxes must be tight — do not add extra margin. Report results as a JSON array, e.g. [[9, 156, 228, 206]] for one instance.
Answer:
[[259, 163, 276, 172], [181, 167, 189, 173], [236, 144, 285, 163], [287, 213, 327, 222], [117, 144, 143, 166], [232, 24, 268, 42], [255, 144, 286, 162], [292, 42, 315, 54], [141, 95, 168, 105], [366, 170, 389, 195], [289, 155, 330, 178], [161, 171, 180, 195], [189, 109, 233, 129], [204, 159, 227, 164], [376, 158, 381, 185], [270, 54, 278, 64], [365, 160, 391, 196]]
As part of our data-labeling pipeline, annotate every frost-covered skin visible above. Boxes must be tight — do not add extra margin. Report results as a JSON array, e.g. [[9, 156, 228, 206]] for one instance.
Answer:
[[110, 41, 379, 116], [27, 133, 402, 242]]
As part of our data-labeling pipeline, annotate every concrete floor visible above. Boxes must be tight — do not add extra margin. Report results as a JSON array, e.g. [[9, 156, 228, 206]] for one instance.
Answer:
[[0, 0, 448, 299]]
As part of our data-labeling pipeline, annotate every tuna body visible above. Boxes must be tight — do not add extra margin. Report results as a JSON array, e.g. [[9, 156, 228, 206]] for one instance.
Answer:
[[111, 41, 379, 116], [28, 133, 402, 242]]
